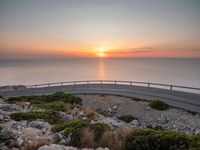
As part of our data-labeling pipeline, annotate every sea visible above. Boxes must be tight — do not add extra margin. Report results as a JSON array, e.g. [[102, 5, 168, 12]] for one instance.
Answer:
[[0, 58, 200, 90]]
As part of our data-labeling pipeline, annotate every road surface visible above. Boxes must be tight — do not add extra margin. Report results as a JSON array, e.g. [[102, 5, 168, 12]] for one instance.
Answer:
[[0, 84, 200, 113]]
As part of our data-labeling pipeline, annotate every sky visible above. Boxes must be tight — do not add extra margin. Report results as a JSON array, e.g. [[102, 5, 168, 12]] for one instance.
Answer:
[[0, 0, 200, 58]]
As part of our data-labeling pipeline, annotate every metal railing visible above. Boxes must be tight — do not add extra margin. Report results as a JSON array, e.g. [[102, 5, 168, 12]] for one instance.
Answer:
[[26, 80, 200, 93]]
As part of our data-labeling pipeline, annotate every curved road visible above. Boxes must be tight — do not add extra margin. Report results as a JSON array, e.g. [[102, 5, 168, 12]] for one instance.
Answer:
[[0, 84, 200, 113]]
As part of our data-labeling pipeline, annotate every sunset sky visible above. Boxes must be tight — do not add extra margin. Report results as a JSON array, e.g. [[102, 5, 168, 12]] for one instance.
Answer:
[[0, 0, 200, 58]]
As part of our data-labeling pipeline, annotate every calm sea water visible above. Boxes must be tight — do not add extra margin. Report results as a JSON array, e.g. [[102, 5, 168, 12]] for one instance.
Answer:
[[0, 58, 200, 88]]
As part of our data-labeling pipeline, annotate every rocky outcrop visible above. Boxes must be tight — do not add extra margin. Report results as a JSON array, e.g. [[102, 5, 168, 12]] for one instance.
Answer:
[[0, 119, 53, 150], [0, 85, 27, 92], [38, 144, 109, 150]]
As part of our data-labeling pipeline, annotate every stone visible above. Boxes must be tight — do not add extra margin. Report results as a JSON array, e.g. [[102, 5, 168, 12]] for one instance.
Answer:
[[131, 120, 140, 126], [194, 128, 200, 135], [59, 111, 73, 121]]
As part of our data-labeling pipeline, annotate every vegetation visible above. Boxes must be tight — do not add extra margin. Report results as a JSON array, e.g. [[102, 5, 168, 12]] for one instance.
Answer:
[[9, 111, 63, 124], [149, 100, 169, 110], [118, 114, 137, 123], [89, 123, 110, 142], [123, 129, 189, 150], [189, 135, 200, 149], [96, 108, 109, 117], [33, 101, 75, 112], [52, 119, 90, 133], [7, 92, 82, 105], [0, 124, 3, 131], [83, 109, 98, 120]]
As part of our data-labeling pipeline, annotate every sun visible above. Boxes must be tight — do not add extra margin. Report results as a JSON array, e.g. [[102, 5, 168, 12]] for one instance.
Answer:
[[94, 47, 110, 57], [97, 51, 106, 57]]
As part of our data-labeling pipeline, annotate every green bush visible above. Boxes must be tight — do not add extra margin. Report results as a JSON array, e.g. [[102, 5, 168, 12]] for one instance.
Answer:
[[33, 101, 74, 112], [123, 129, 189, 150], [96, 108, 109, 117], [118, 114, 137, 123], [9, 111, 62, 124], [0, 124, 3, 131], [7, 92, 82, 105], [149, 100, 169, 110], [189, 135, 200, 149], [52, 119, 90, 133], [89, 123, 110, 142]]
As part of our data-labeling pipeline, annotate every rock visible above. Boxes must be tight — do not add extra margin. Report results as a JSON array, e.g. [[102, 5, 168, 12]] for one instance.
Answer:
[[78, 111, 85, 118], [59, 112, 73, 121], [0, 85, 27, 92], [131, 120, 140, 126], [38, 144, 109, 150], [108, 105, 118, 117], [194, 128, 200, 135], [0, 104, 22, 112], [98, 116, 127, 130], [58, 132, 72, 145], [38, 144, 78, 150]]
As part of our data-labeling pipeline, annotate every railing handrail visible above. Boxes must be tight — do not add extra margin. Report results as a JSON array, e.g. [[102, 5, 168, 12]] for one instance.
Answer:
[[26, 80, 200, 93]]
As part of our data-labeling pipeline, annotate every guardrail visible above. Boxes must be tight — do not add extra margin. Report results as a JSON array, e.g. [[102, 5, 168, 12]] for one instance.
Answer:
[[26, 80, 200, 93]]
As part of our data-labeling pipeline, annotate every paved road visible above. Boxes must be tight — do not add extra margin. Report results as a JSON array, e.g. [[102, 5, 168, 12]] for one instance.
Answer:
[[0, 84, 200, 113]]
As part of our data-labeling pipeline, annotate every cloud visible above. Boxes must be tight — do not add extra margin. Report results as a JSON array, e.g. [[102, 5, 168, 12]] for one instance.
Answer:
[[107, 47, 156, 55]]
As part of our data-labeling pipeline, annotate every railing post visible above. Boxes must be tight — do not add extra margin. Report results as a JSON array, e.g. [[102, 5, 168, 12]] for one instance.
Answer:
[[170, 85, 173, 90], [148, 83, 150, 87], [48, 84, 50, 87], [35, 85, 37, 88], [61, 82, 63, 86], [87, 81, 89, 84], [115, 81, 116, 85], [74, 81, 76, 85]]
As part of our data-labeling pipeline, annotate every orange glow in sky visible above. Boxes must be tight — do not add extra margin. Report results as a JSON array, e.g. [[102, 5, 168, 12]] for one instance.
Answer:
[[0, 1, 200, 59]]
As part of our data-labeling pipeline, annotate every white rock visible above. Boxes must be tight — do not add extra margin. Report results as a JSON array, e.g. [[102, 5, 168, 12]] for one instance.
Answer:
[[131, 120, 140, 126]]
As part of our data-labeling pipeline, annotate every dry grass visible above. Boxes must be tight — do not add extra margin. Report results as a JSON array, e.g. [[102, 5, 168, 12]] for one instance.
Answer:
[[81, 127, 95, 148], [99, 130, 122, 150], [22, 137, 52, 150], [15, 101, 27, 108], [83, 108, 98, 120]]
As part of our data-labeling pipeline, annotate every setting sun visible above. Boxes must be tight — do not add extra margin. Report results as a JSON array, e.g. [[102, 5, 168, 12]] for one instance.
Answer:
[[94, 47, 112, 57]]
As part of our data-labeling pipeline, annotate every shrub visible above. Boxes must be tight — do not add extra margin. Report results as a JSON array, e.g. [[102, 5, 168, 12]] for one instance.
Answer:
[[9, 111, 62, 124], [7, 92, 82, 105], [123, 129, 189, 150], [189, 135, 200, 149], [96, 108, 109, 117], [118, 114, 137, 123], [81, 128, 95, 148], [149, 100, 169, 110], [99, 130, 121, 150], [83, 109, 98, 120], [89, 123, 110, 142], [0, 124, 3, 131], [33, 101, 73, 112], [52, 119, 90, 133]]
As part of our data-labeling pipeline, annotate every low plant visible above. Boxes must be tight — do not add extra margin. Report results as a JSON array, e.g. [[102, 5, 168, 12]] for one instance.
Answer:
[[7, 92, 82, 105], [83, 109, 98, 120], [149, 100, 169, 110], [189, 135, 200, 149], [118, 114, 137, 123], [9, 111, 62, 124], [0, 124, 3, 131], [89, 123, 110, 142], [96, 108, 109, 117], [52, 119, 90, 133], [33, 101, 73, 112], [81, 128, 95, 148], [123, 129, 189, 150], [99, 130, 121, 150]]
